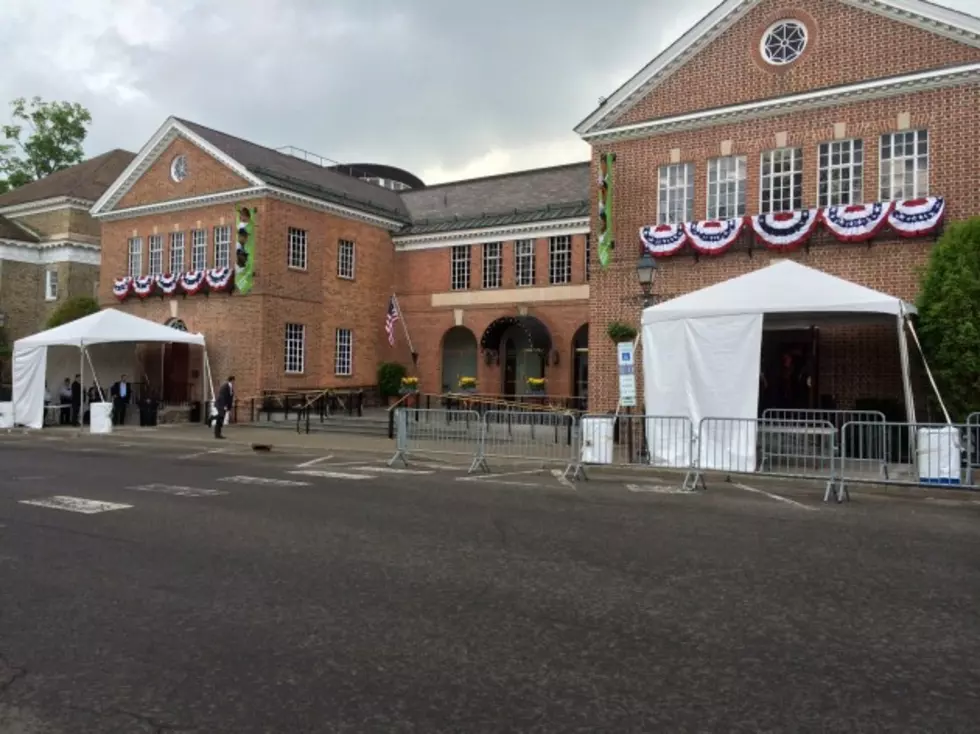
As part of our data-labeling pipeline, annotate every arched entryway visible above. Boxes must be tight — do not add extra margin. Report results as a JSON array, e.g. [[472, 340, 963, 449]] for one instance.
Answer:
[[441, 326, 478, 392], [571, 324, 588, 410], [480, 316, 552, 398], [162, 318, 191, 402]]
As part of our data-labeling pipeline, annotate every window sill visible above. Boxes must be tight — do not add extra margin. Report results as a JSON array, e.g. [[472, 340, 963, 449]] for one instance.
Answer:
[[45, 296, 58, 302], [334, 373, 352, 378], [337, 275, 355, 281], [284, 371, 305, 376], [287, 266, 308, 273]]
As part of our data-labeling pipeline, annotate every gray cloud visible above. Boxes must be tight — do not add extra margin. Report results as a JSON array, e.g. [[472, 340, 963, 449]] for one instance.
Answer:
[[1, 0, 977, 183]]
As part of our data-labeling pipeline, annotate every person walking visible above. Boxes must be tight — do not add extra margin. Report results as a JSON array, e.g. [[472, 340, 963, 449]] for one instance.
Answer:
[[213, 376, 235, 439]]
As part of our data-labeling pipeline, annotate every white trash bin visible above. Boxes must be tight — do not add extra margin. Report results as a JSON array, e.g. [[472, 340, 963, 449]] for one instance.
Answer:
[[580, 416, 615, 465], [917, 426, 961, 486], [0, 402, 13, 429], [89, 402, 114, 435]]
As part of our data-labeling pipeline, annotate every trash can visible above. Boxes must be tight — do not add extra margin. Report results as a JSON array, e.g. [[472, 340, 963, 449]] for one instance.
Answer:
[[189, 401, 202, 424]]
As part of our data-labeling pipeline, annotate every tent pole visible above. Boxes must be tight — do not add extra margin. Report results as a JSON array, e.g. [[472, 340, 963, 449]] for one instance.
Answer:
[[896, 311, 916, 426], [78, 342, 85, 437]]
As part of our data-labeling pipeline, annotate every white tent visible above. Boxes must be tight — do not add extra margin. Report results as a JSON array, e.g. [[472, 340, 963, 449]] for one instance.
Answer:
[[12, 309, 211, 429], [640, 261, 918, 471]]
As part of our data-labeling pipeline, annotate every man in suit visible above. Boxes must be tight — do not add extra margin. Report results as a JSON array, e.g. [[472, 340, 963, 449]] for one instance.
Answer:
[[110, 374, 131, 426], [70, 374, 82, 426], [213, 376, 235, 439]]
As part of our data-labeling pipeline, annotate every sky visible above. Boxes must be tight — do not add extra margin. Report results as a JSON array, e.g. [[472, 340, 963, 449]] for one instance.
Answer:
[[0, 0, 976, 185]]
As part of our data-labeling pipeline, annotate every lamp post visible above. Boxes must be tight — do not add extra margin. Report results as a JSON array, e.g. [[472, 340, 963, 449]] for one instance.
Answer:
[[636, 251, 658, 307]]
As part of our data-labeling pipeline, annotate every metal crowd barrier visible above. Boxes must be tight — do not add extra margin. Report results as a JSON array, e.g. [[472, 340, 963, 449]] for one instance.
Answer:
[[571, 414, 694, 482], [764, 409, 888, 478], [389, 408, 488, 473], [482, 410, 576, 468], [832, 420, 980, 500], [967, 413, 980, 486]]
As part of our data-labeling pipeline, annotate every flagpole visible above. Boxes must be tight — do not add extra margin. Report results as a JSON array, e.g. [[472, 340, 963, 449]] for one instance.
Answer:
[[392, 293, 417, 364]]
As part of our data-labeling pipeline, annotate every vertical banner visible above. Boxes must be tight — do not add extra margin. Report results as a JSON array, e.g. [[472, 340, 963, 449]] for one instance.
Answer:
[[235, 205, 257, 294], [597, 152, 615, 269], [617, 340, 636, 408]]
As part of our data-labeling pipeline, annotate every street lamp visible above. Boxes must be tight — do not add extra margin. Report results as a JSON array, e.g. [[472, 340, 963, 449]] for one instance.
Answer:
[[636, 251, 658, 307]]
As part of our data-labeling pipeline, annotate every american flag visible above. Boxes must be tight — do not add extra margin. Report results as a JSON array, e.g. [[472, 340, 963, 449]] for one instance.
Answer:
[[385, 296, 400, 346]]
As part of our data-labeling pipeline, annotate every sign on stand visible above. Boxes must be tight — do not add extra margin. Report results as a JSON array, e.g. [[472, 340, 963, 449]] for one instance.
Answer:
[[617, 341, 637, 408]]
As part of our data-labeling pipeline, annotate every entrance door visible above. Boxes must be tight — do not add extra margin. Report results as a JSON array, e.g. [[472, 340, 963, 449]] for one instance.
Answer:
[[503, 338, 517, 397], [163, 343, 190, 403], [572, 325, 589, 410], [759, 328, 819, 413]]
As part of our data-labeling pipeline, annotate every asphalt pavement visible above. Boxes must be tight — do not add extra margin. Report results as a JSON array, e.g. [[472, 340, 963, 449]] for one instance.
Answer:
[[1, 436, 979, 733]]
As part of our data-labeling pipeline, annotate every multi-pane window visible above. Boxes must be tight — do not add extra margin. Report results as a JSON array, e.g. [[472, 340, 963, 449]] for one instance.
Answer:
[[335, 328, 352, 376], [549, 235, 572, 285], [191, 229, 207, 271], [818, 140, 864, 206], [127, 237, 143, 277], [147, 235, 163, 275], [760, 148, 803, 213], [707, 156, 747, 219], [515, 240, 535, 286], [880, 130, 929, 201], [169, 231, 185, 273], [45, 269, 58, 301], [585, 234, 591, 281], [337, 239, 355, 279], [450, 245, 471, 290], [284, 323, 305, 374], [658, 163, 695, 224], [213, 226, 231, 269], [288, 227, 308, 270], [482, 242, 502, 289]]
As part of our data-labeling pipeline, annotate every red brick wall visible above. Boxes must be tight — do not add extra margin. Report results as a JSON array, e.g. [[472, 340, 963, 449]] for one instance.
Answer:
[[392, 235, 590, 397], [615, 0, 980, 126], [589, 86, 980, 412], [116, 138, 252, 210]]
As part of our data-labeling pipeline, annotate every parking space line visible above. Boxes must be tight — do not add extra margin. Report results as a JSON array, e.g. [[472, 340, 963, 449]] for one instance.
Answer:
[[178, 448, 226, 460], [295, 455, 333, 468], [732, 483, 816, 511], [19, 496, 133, 514], [458, 470, 545, 483], [348, 466, 433, 475], [288, 470, 374, 480]]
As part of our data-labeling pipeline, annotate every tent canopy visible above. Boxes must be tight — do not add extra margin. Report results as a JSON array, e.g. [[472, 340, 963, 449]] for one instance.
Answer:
[[15, 308, 205, 349], [642, 260, 916, 325]]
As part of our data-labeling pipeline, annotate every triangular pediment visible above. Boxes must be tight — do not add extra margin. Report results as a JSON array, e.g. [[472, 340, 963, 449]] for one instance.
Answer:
[[90, 117, 265, 216], [576, 0, 980, 137]]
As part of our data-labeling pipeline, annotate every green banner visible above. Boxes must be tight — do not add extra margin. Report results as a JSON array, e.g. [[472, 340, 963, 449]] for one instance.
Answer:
[[235, 206, 257, 294], [597, 152, 615, 269]]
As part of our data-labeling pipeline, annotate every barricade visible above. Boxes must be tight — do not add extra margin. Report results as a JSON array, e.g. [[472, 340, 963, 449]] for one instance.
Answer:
[[481, 409, 576, 471], [832, 420, 980, 500], [967, 413, 980, 485], [571, 414, 694, 482], [389, 408, 487, 473], [764, 408, 887, 478], [690, 417, 837, 495]]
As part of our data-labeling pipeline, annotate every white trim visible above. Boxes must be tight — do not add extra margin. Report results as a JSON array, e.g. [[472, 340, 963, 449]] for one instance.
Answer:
[[265, 187, 407, 229], [90, 117, 267, 216], [44, 268, 58, 301], [582, 62, 980, 143], [574, 0, 980, 136], [393, 217, 590, 251], [0, 240, 100, 266], [0, 196, 93, 217], [759, 147, 804, 214], [759, 19, 809, 67], [92, 187, 267, 221]]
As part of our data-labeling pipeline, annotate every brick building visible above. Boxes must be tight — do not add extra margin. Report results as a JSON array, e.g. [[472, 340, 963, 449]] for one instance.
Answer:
[[0, 149, 134, 379], [94, 119, 589, 407], [576, 0, 980, 416]]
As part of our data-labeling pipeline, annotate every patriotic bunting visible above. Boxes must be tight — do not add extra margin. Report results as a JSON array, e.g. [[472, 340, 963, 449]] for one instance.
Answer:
[[750, 209, 820, 250], [822, 202, 893, 242], [112, 277, 133, 301], [685, 218, 744, 255], [179, 270, 206, 295], [132, 275, 156, 299], [640, 223, 688, 257], [887, 197, 946, 237], [156, 273, 180, 295], [112, 268, 236, 302], [205, 267, 234, 292]]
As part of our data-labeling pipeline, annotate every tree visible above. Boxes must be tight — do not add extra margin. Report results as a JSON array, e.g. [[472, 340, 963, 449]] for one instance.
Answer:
[[0, 97, 92, 192], [46, 296, 100, 330], [915, 218, 980, 421]]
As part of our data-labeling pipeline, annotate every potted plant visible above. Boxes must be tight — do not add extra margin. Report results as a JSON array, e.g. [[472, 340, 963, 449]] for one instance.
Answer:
[[526, 377, 546, 395], [458, 376, 477, 392], [399, 376, 419, 395], [377, 362, 408, 405], [607, 321, 637, 343]]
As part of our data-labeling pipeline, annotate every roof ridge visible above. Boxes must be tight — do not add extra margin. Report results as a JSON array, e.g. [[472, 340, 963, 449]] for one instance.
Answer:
[[409, 161, 590, 192]]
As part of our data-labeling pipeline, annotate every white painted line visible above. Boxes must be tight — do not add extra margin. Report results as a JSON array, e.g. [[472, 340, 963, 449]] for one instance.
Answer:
[[458, 469, 544, 482], [349, 466, 433, 475], [295, 455, 333, 468], [218, 475, 310, 486], [288, 470, 375, 480], [19, 496, 133, 514], [732, 483, 817, 511], [551, 469, 575, 489], [178, 448, 226, 460], [626, 483, 694, 495], [126, 484, 229, 497]]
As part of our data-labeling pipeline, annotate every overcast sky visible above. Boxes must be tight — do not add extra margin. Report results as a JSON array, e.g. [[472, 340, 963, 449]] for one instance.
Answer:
[[1, 0, 976, 185]]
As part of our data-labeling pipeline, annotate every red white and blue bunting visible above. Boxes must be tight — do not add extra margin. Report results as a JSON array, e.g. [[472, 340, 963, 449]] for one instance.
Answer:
[[179, 270, 206, 295], [888, 197, 946, 237], [156, 273, 180, 295], [640, 224, 688, 257], [132, 275, 156, 299], [685, 218, 744, 255], [112, 277, 133, 301], [640, 198, 945, 256], [205, 267, 233, 292], [750, 209, 820, 251]]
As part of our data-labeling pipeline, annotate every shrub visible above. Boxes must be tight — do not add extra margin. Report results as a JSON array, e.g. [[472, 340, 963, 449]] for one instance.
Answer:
[[377, 362, 408, 398], [606, 321, 637, 343], [46, 296, 99, 329]]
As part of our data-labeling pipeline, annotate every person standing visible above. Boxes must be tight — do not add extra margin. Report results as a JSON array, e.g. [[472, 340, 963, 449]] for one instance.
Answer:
[[213, 376, 235, 439], [58, 379, 72, 425], [70, 374, 82, 426], [110, 374, 131, 426]]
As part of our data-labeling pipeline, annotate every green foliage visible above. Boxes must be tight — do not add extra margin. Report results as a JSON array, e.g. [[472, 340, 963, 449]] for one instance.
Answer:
[[0, 97, 92, 191], [377, 361, 408, 397], [916, 218, 980, 420], [46, 296, 99, 329], [0, 326, 10, 358], [606, 321, 637, 343]]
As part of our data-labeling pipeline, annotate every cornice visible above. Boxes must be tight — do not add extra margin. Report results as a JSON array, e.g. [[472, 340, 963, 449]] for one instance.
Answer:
[[393, 217, 590, 251], [92, 187, 268, 221], [582, 62, 980, 143], [0, 196, 93, 217], [265, 187, 407, 230], [0, 240, 101, 266]]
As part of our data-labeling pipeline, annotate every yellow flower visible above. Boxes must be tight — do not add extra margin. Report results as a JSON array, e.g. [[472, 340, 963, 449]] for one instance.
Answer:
[[459, 377, 477, 388]]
